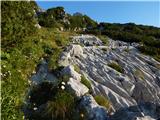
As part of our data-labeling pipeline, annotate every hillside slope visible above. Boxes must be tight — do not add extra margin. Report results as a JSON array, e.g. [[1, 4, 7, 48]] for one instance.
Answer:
[[1, 1, 160, 120]]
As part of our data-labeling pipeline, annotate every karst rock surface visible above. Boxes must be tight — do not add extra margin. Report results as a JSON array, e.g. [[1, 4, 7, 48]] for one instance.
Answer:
[[58, 35, 160, 120]]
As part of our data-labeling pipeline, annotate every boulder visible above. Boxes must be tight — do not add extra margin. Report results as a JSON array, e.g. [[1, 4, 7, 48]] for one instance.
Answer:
[[68, 44, 83, 58], [67, 78, 89, 98], [80, 94, 109, 120], [110, 102, 160, 120], [58, 44, 83, 66], [131, 82, 155, 103], [30, 59, 58, 85], [61, 65, 81, 80]]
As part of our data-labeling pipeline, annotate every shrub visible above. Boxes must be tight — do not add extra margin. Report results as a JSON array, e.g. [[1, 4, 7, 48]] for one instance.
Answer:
[[1, 1, 38, 49], [48, 48, 62, 70], [81, 75, 92, 92], [44, 91, 75, 120], [29, 82, 58, 106], [25, 81, 80, 120], [94, 95, 111, 110], [108, 62, 124, 73]]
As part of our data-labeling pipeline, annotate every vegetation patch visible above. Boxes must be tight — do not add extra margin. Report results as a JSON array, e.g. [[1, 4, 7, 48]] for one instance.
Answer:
[[74, 64, 81, 73], [81, 75, 92, 92], [44, 91, 75, 120], [1, 19, 74, 120], [25, 81, 82, 120], [98, 35, 109, 46], [134, 69, 145, 80], [108, 62, 124, 73], [94, 95, 111, 110]]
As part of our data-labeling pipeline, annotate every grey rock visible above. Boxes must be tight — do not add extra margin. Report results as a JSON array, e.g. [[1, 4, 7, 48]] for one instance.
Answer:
[[30, 59, 58, 85], [58, 35, 160, 119], [61, 65, 81, 80], [67, 77, 89, 98], [110, 102, 160, 120], [80, 94, 109, 120]]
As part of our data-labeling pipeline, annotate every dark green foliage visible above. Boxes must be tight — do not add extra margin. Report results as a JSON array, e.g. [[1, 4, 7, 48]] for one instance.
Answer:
[[1, 1, 38, 49], [37, 6, 97, 30], [44, 91, 75, 120], [86, 22, 160, 58], [25, 82, 81, 120], [29, 82, 58, 106], [38, 7, 65, 28]]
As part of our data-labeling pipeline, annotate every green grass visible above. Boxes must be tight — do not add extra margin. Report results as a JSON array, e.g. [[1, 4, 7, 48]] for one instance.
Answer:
[[1, 27, 74, 120], [24, 81, 81, 120], [45, 91, 75, 120], [94, 95, 111, 110], [108, 62, 124, 73], [98, 35, 109, 46], [81, 75, 92, 92], [74, 64, 81, 73]]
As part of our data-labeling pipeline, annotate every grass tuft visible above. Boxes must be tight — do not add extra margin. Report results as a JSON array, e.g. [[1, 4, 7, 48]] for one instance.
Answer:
[[74, 64, 81, 73], [94, 95, 111, 110], [81, 75, 92, 92], [108, 62, 124, 73]]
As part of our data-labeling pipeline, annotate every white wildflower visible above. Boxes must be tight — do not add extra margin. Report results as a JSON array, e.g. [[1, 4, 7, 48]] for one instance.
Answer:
[[28, 80, 31, 84], [61, 82, 65, 85], [61, 85, 65, 90], [80, 113, 84, 118], [33, 107, 38, 111], [32, 71, 36, 74]]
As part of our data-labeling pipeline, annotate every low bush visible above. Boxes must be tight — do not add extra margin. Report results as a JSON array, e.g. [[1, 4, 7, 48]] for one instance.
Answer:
[[45, 91, 75, 120], [25, 81, 81, 120]]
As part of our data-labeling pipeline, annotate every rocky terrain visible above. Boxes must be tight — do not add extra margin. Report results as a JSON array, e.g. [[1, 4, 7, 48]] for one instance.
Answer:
[[58, 35, 160, 120], [26, 34, 160, 120]]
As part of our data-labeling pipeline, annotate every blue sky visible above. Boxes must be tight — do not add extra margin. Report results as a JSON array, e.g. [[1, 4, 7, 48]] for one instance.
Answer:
[[36, 1, 160, 27]]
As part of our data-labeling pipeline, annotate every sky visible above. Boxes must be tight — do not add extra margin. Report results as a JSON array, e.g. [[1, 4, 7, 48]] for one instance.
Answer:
[[36, 1, 160, 27]]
